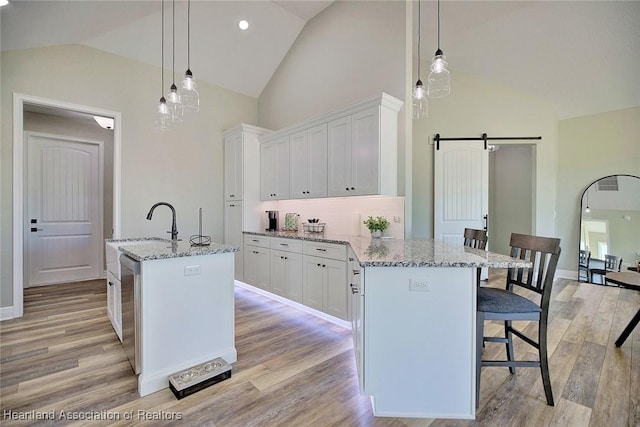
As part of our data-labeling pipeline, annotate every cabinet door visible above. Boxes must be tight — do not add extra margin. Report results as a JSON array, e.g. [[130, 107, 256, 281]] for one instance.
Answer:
[[274, 137, 290, 200], [307, 124, 328, 198], [324, 258, 347, 320], [243, 245, 258, 285], [244, 245, 270, 290], [351, 107, 379, 196], [260, 142, 276, 200], [224, 133, 242, 201], [303, 255, 325, 311], [289, 130, 309, 199], [285, 251, 303, 303], [225, 201, 243, 280], [270, 249, 288, 297], [327, 116, 352, 197]]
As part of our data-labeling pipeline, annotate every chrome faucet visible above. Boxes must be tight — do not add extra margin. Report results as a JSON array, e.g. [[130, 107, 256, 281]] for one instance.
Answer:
[[146, 202, 178, 241]]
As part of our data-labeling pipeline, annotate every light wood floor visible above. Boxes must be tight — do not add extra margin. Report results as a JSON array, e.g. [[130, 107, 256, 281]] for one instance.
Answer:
[[1, 273, 638, 426]]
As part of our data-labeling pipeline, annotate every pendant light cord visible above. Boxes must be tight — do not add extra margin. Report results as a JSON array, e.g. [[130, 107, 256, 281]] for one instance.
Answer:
[[187, 0, 191, 70], [437, 0, 441, 51], [417, 0, 421, 78], [171, 0, 176, 85], [161, 0, 165, 96]]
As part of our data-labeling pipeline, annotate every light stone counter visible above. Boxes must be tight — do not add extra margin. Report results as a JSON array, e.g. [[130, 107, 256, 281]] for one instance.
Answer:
[[107, 238, 238, 262], [243, 231, 529, 268]]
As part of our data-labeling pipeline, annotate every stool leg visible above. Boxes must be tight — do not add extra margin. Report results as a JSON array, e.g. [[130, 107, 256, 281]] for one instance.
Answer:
[[505, 320, 515, 374], [615, 309, 640, 347], [539, 316, 554, 406], [476, 311, 485, 409]]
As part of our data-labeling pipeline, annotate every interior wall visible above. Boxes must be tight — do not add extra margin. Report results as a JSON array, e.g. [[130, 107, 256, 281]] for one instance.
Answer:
[[488, 145, 534, 255], [556, 106, 640, 272], [412, 68, 558, 240], [23, 111, 115, 257], [1, 44, 258, 309]]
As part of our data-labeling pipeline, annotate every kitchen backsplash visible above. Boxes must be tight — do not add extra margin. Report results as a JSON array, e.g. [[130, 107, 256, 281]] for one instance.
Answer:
[[260, 196, 405, 238]]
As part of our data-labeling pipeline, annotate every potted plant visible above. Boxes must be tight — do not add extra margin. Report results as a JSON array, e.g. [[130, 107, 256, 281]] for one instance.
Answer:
[[363, 215, 389, 238]]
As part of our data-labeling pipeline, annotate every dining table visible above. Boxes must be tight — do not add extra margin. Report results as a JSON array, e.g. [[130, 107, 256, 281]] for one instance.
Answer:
[[605, 271, 640, 347]]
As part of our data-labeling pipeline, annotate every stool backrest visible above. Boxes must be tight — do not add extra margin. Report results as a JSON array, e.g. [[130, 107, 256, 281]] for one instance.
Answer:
[[463, 228, 488, 250], [506, 234, 561, 302]]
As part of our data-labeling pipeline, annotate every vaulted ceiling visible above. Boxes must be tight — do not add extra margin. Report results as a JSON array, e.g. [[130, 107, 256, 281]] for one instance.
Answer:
[[2, 1, 639, 120]]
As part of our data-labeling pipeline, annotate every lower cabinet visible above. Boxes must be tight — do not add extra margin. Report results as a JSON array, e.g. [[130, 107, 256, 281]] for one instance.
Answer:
[[348, 250, 364, 391], [106, 271, 122, 342], [243, 234, 348, 321], [303, 255, 348, 320], [270, 249, 303, 303], [244, 239, 271, 291]]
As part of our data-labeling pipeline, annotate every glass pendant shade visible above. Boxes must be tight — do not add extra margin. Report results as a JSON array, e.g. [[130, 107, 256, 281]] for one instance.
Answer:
[[412, 80, 428, 119], [180, 69, 200, 112], [166, 83, 183, 122], [427, 49, 450, 98], [154, 97, 170, 130]]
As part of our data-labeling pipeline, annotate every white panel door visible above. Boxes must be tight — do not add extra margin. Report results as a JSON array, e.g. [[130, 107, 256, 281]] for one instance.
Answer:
[[351, 107, 379, 196], [327, 116, 352, 197], [224, 133, 242, 201], [434, 141, 488, 244], [224, 201, 243, 280], [307, 124, 328, 198], [289, 129, 309, 199], [26, 133, 103, 286]]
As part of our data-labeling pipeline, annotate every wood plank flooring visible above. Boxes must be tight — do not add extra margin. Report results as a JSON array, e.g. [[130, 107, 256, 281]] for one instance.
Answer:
[[1, 273, 638, 426]]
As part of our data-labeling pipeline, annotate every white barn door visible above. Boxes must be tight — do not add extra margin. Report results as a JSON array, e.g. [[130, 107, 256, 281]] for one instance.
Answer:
[[25, 132, 103, 287], [434, 141, 488, 244]]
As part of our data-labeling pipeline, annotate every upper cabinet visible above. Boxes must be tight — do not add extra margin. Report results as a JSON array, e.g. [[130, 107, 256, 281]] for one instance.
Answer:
[[224, 132, 242, 201], [260, 136, 290, 200], [261, 92, 402, 201], [290, 124, 328, 199]]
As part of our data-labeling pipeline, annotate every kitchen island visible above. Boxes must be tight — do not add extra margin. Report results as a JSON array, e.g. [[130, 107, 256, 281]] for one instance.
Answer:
[[110, 239, 238, 397], [242, 231, 531, 419]]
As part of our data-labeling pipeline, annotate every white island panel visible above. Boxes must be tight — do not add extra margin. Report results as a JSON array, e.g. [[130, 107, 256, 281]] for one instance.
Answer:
[[364, 266, 476, 419], [138, 252, 237, 396]]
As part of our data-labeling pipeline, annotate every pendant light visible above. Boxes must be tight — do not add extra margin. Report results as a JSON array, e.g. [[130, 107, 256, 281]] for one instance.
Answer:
[[427, 0, 450, 98], [166, 0, 184, 123], [584, 188, 591, 214], [154, 0, 170, 130], [180, 0, 199, 112], [412, 0, 428, 119]]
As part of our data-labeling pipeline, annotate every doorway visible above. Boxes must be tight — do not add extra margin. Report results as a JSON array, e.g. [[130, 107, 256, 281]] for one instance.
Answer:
[[25, 132, 104, 287], [12, 93, 121, 318]]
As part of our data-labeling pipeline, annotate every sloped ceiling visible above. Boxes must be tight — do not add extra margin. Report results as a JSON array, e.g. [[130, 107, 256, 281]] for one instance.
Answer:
[[2, 0, 639, 119]]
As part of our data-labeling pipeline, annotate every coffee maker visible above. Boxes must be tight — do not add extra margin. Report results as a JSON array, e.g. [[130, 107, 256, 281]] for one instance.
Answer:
[[266, 210, 279, 231]]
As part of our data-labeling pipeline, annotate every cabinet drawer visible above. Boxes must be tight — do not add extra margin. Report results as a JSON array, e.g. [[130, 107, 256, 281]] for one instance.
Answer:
[[272, 237, 303, 253], [303, 241, 346, 261], [244, 234, 270, 249]]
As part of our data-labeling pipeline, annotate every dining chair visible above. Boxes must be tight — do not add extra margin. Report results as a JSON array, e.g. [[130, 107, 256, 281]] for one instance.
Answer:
[[476, 233, 561, 407], [578, 249, 591, 282], [464, 228, 488, 286], [589, 254, 623, 285]]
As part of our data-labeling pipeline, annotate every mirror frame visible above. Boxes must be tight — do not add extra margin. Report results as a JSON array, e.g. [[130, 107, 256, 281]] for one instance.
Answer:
[[578, 173, 640, 279]]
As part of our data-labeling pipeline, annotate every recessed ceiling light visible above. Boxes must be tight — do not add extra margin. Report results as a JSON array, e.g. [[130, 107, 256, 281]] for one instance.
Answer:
[[238, 20, 249, 31], [0, 0, 9, 7]]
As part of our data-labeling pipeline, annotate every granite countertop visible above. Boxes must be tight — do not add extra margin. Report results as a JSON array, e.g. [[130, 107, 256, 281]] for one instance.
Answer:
[[107, 238, 239, 262], [243, 230, 531, 268]]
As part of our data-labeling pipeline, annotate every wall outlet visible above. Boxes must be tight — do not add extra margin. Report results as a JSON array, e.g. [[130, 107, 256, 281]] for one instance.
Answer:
[[409, 278, 430, 292], [184, 265, 201, 276]]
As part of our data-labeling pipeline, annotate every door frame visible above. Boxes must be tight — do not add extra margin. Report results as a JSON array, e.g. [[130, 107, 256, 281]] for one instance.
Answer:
[[24, 131, 105, 288], [12, 93, 122, 318]]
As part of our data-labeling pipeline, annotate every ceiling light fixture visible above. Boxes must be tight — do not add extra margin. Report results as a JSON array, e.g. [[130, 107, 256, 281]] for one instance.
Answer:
[[427, 0, 450, 98], [412, 0, 428, 120], [154, 0, 170, 130], [94, 116, 114, 130], [239, 20, 249, 31], [166, 0, 184, 123], [0, 0, 9, 7], [180, 0, 199, 113]]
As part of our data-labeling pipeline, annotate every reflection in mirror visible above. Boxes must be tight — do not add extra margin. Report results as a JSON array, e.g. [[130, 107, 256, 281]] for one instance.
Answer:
[[579, 174, 640, 284]]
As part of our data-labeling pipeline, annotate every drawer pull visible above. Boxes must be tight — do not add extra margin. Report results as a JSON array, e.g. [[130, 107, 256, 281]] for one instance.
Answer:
[[252, 239, 259, 242], [280, 243, 288, 246], [350, 283, 359, 294], [108, 281, 114, 287], [316, 248, 327, 252], [353, 270, 360, 275]]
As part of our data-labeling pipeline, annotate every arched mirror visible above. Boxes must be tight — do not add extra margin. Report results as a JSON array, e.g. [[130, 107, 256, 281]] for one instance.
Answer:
[[579, 174, 640, 284]]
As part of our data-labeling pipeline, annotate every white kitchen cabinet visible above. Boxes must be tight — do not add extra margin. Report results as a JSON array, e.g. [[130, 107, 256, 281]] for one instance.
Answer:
[[270, 249, 303, 303], [243, 234, 271, 291], [302, 240, 348, 320], [289, 124, 328, 199], [260, 136, 290, 200], [106, 270, 122, 341], [223, 124, 271, 281], [348, 249, 364, 392], [224, 132, 242, 201], [224, 201, 243, 280]]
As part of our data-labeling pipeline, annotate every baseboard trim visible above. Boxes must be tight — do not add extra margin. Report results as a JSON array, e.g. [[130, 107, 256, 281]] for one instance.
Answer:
[[234, 280, 351, 330], [556, 269, 578, 280], [0, 306, 15, 321]]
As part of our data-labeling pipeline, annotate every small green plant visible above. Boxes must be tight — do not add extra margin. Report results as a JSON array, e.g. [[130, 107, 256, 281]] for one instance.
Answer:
[[363, 215, 389, 232]]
